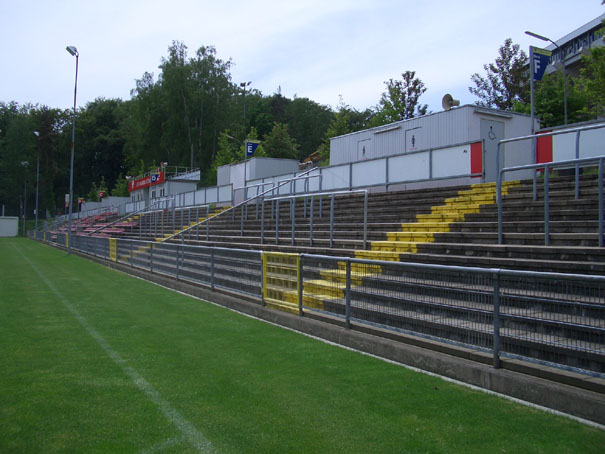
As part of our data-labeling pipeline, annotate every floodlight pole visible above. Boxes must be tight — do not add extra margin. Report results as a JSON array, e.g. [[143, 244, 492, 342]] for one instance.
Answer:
[[66, 46, 79, 255], [240, 81, 251, 194], [525, 31, 568, 125], [33, 131, 40, 230]]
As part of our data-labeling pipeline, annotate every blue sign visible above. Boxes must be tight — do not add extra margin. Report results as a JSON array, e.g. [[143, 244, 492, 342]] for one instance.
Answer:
[[246, 141, 260, 157], [531, 46, 552, 81]]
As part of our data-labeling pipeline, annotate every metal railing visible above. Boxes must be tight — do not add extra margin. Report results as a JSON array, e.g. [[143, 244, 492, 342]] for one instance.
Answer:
[[497, 156, 604, 246], [87, 196, 175, 237], [300, 254, 605, 375], [69, 235, 263, 298], [162, 167, 319, 243], [40, 231, 605, 377], [235, 173, 323, 204], [496, 122, 605, 200], [261, 189, 369, 249]]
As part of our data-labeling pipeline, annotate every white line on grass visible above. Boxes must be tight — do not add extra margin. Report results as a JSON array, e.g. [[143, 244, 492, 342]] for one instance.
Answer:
[[135, 274, 605, 432], [15, 245, 215, 454], [138, 437, 183, 454]]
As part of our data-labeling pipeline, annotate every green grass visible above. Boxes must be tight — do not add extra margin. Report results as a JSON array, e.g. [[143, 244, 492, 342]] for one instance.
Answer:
[[1, 237, 604, 453]]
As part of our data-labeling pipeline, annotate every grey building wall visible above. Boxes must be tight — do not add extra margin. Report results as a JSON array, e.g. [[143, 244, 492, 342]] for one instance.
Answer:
[[218, 157, 299, 189], [330, 105, 537, 182]]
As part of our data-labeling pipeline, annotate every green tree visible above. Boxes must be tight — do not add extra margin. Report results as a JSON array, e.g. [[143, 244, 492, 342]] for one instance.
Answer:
[[285, 97, 333, 160], [317, 100, 355, 166], [111, 173, 130, 197], [87, 176, 109, 202], [159, 42, 235, 171], [469, 38, 529, 110], [579, 46, 605, 118], [514, 71, 589, 127], [75, 98, 127, 197], [371, 71, 428, 127], [262, 122, 299, 159]]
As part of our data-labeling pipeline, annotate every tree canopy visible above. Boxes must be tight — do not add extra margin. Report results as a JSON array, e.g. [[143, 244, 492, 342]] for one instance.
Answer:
[[371, 71, 429, 126], [2, 36, 602, 221], [469, 38, 529, 110]]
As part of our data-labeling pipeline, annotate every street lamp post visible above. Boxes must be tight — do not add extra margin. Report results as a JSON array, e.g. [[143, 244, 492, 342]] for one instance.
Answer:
[[66, 45, 79, 254], [240, 81, 252, 194], [33, 131, 40, 230], [21, 161, 29, 235], [240, 81, 251, 120], [525, 30, 568, 125]]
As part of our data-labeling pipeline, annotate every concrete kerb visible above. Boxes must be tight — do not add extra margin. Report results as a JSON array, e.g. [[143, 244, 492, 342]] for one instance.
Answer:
[[55, 242, 605, 426]]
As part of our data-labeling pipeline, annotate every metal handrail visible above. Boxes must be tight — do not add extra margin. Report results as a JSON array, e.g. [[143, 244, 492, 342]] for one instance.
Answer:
[[162, 167, 318, 243], [497, 155, 605, 246], [263, 189, 369, 249], [238, 172, 323, 200], [86, 196, 175, 236], [495, 122, 605, 200]]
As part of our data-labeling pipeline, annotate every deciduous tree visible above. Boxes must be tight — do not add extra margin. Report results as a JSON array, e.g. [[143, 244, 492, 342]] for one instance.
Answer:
[[371, 71, 428, 127], [469, 38, 529, 110]]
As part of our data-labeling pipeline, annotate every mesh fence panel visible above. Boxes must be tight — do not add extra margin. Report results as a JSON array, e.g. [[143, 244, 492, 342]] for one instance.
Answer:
[[499, 272, 605, 372]]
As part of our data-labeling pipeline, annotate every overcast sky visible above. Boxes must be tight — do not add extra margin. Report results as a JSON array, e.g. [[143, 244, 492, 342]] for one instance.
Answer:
[[1, 0, 604, 113]]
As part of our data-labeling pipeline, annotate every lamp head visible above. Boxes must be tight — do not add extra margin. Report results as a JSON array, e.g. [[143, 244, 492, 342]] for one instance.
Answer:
[[525, 31, 549, 42], [66, 46, 79, 57]]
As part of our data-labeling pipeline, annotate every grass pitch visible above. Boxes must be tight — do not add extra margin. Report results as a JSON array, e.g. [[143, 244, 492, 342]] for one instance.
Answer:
[[1, 237, 603, 453]]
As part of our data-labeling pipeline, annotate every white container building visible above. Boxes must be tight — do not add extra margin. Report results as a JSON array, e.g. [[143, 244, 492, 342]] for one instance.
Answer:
[[329, 105, 537, 184]]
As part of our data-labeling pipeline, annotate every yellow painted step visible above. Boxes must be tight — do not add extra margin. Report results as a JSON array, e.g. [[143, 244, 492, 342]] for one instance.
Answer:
[[266, 275, 298, 290], [320, 269, 365, 286], [416, 212, 466, 223], [264, 297, 299, 314], [401, 222, 451, 232], [386, 231, 434, 242], [354, 250, 401, 261], [370, 241, 419, 253], [303, 279, 344, 298]]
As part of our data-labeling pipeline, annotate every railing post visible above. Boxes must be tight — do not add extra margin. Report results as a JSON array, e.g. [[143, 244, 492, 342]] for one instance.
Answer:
[[319, 196, 323, 217], [275, 199, 280, 245], [532, 136, 537, 201], [330, 194, 335, 248], [206, 205, 210, 241], [172, 202, 175, 233], [345, 259, 351, 329], [261, 200, 265, 245], [297, 255, 303, 316], [599, 158, 603, 247], [210, 248, 215, 291], [309, 196, 314, 246], [363, 191, 368, 249], [493, 270, 501, 369], [575, 130, 581, 199], [291, 199, 295, 246], [176, 244, 180, 280], [544, 163, 550, 246], [497, 169, 503, 245], [240, 205, 244, 237], [150, 243, 153, 273]]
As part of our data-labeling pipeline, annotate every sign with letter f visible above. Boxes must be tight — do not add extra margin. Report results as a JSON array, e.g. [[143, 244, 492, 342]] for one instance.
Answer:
[[530, 46, 552, 81]]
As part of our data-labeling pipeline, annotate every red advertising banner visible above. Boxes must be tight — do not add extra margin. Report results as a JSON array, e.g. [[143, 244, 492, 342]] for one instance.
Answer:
[[128, 172, 165, 192]]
